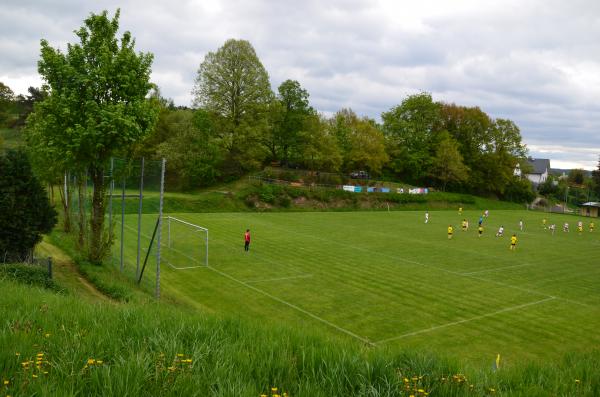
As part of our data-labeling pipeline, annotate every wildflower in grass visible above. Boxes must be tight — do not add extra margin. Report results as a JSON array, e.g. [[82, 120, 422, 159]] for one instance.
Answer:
[[575, 379, 581, 384], [3, 380, 8, 385]]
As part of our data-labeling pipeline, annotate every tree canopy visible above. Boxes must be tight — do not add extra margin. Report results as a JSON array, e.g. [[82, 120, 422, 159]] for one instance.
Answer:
[[27, 9, 158, 262]]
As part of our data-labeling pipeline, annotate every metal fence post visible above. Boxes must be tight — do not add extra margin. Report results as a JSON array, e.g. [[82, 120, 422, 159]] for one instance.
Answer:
[[155, 158, 166, 299], [136, 157, 145, 279], [108, 158, 114, 241], [120, 175, 126, 272]]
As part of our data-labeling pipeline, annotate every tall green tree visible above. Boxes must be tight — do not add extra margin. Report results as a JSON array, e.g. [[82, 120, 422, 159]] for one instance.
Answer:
[[300, 114, 342, 172], [382, 93, 442, 183], [28, 9, 158, 263], [568, 169, 585, 185], [192, 39, 272, 175], [592, 156, 600, 197], [431, 133, 469, 191], [156, 109, 222, 190], [270, 79, 312, 164], [0, 82, 15, 126], [329, 109, 388, 175], [0, 150, 57, 262]]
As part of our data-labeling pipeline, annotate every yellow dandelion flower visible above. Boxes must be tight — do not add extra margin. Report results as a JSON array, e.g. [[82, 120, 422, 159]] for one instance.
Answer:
[[3, 380, 9, 385], [177, 353, 184, 357], [87, 359, 95, 365], [575, 379, 581, 383], [271, 387, 278, 392], [43, 371, 48, 375], [96, 360, 103, 365], [260, 395, 267, 397], [45, 333, 50, 338], [32, 375, 38, 378], [418, 389, 424, 393], [15, 352, 20, 356]]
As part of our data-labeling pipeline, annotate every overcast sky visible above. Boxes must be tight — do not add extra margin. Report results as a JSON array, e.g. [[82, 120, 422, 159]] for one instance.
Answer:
[[2, 0, 599, 169]]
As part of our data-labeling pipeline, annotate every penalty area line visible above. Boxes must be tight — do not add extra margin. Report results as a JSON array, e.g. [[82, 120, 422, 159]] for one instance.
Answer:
[[205, 264, 374, 346], [375, 296, 556, 345], [461, 263, 533, 275], [244, 274, 314, 283]]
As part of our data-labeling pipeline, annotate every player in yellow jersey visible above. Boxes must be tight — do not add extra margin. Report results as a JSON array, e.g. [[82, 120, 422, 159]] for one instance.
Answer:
[[478, 225, 483, 237], [510, 234, 517, 250], [458, 206, 463, 215], [461, 219, 468, 231], [591, 222, 595, 232], [578, 221, 583, 234], [542, 218, 547, 229], [448, 225, 453, 239]]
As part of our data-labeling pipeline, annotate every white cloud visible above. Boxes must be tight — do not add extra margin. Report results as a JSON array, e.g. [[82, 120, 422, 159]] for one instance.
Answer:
[[1, 0, 599, 168]]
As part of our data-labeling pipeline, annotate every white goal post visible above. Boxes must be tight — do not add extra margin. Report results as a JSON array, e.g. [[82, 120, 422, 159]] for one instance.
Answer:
[[163, 216, 208, 269]]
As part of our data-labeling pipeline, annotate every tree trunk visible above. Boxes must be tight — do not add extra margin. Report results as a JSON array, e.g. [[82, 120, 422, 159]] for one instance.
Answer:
[[89, 165, 107, 264], [58, 175, 71, 232], [77, 174, 85, 249]]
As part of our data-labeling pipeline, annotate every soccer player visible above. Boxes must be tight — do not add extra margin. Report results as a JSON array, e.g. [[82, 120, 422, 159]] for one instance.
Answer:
[[563, 222, 569, 232], [496, 225, 504, 237], [478, 225, 484, 237], [484, 209, 489, 218], [542, 218, 547, 229], [549, 223, 556, 235], [461, 219, 468, 231], [591, 221, 595, 232], [458, 206, 463, 215], [425, 211, 429, 224], [578, 221, 583, 234], [510, 234, 517, 251], [244, 229, 251, 252], [519, 219, 523, 231], [448, 225, 454, 239], [478, 215, 484, 227]]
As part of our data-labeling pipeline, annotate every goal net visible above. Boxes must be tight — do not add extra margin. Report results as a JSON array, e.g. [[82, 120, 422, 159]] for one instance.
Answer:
[[161, 216, 208, 269]]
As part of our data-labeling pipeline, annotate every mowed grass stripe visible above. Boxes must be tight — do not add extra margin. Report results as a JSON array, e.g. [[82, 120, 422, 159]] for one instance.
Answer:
[[115, 210, 600, 363], [176, 213, 558, 339]]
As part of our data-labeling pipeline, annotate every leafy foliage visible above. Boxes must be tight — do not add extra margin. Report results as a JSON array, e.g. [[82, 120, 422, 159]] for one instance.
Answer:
[[0, 150, 57, 261], [28, 9, 158, 262]]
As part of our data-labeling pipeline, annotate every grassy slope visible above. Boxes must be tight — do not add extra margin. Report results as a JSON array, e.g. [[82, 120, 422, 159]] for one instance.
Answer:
[[2, 278, 600, 396], [113, 210, 600, 369]]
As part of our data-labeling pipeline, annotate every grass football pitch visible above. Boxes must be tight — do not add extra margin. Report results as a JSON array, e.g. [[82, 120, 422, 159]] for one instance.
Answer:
[[116, 210, 600, 366]]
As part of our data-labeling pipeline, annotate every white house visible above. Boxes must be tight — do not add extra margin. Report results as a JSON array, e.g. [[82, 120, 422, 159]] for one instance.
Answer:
[[525, 158, 551, 185]]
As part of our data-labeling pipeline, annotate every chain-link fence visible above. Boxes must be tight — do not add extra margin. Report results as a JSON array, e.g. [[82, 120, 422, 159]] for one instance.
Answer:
[[63, 157, 167, 297]]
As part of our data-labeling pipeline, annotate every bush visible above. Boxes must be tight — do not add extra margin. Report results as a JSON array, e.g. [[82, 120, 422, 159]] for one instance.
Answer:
[[0, 263, 57, 290], [0, 150, 57, 261]]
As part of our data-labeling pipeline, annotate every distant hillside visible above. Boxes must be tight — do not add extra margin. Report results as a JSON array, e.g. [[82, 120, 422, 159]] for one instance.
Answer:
[[551, 168, 592, 177]]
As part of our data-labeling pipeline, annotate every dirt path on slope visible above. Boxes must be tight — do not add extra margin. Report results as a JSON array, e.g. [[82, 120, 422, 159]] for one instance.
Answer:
[[36, 240, 116, 304]]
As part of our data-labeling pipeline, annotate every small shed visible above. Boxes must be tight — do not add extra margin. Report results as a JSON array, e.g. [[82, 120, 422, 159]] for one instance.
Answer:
[[580, 202, 600, 217]]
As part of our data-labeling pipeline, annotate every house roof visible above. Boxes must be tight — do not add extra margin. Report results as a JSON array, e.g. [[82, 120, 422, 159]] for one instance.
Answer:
[[527, 158, 551, 175], [580, 202, 600, 207]]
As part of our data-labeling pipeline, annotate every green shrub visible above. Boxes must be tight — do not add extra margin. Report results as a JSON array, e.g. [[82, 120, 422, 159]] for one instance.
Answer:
[[0, 263, 57, 290]]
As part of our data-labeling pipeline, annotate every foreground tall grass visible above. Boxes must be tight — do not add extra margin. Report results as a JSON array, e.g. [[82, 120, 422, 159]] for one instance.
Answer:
[[1, 279, 599, 396]]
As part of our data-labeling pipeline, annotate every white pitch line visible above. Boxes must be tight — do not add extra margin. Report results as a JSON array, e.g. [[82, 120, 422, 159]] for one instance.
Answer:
[[205, 264, 374, 346], [244, 274, 313, 283], [237, 217, 593, 307], [461, 263, 534, 275], [376, 297, 556, 345]]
